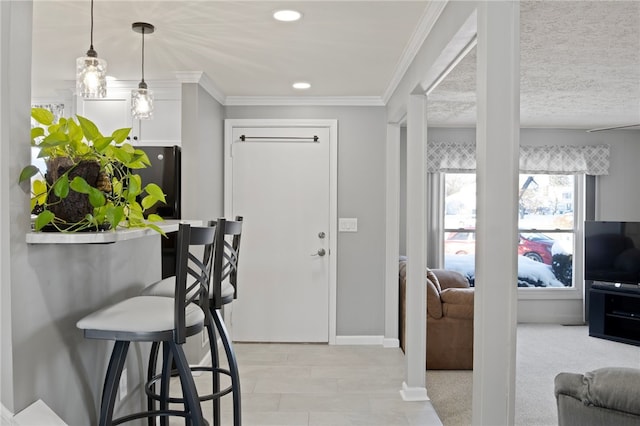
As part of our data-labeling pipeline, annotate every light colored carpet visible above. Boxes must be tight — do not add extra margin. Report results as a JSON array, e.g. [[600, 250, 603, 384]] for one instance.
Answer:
[[426, 324, 640, 426], [425, 370, 472, 426]]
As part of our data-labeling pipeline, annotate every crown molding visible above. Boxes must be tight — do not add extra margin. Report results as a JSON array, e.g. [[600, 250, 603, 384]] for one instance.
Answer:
[[224, 96, 385, 107], [382, 0, 448, 104], [105, 79, 180, 89], [175, 71, 226, 105]]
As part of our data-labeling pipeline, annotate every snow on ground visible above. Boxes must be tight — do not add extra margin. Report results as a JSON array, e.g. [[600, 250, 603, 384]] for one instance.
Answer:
[[444, 254, 565, 287]]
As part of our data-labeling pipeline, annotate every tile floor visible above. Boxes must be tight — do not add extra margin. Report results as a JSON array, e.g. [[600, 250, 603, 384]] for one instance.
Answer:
[[188, 343, 441, 426]]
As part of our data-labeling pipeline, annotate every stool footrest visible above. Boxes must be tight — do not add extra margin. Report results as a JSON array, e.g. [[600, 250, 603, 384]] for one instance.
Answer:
[[112, 409, 208, 426], [146, 366, 234, 404]]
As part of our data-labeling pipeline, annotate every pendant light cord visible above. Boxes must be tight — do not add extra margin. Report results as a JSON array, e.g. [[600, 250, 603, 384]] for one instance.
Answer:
[[89, 0, 94, 50], [132, 22, 154, 90], [141, 28, 145, 84]]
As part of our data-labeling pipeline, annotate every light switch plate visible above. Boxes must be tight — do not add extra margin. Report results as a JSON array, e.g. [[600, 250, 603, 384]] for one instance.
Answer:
[[339, 218, 358, 232]]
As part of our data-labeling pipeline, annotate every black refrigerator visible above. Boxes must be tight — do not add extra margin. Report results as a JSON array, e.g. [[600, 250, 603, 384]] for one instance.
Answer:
[[136, 146, 181, 278]]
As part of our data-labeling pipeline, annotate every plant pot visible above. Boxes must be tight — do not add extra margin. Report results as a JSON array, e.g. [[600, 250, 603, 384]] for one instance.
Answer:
[[46, 159, 101, 223]]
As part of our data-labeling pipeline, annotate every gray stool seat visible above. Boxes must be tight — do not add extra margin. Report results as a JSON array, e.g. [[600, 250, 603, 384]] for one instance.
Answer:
[[77, 296, 204, 338]]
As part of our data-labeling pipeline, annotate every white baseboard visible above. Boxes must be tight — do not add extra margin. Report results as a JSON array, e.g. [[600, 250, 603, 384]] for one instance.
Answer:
[[400, 381, 429, 402], [334, 335, 402, 347], [198, 343, 212, 366], [335, 335, 384, 345], [383, 337, 400, 348], [1, 403, 15, 426], [193, 336, 224, 376]]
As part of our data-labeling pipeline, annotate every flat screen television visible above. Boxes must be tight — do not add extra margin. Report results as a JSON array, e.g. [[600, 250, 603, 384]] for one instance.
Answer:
[[585, 221, 640, 285]]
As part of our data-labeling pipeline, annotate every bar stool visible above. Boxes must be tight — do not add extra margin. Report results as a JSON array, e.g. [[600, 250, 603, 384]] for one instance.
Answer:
[[143, 217, 243, 426], [76, 223, 214, 425]]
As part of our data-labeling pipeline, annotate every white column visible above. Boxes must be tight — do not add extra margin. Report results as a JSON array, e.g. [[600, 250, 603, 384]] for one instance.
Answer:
[[1, 0, 33, 414], [401, 94, 428, 401], [473, 2, 520, 425], [384, 123, 401, 348], [0, 0, 9, 413]]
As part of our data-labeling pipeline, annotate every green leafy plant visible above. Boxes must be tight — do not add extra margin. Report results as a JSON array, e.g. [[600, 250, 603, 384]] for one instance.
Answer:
[[19, 107, 166, 234]]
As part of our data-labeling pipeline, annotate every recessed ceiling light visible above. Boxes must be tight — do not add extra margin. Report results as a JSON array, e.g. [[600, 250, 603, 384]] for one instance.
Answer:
[[293, 82, 311, 90], [273, 10, 302, 22]]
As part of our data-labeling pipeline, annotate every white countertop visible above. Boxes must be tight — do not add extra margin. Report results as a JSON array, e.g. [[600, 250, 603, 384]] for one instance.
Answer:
[[26, 220, 199, 244]]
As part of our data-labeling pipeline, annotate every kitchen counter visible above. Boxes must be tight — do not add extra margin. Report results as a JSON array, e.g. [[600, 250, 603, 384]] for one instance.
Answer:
[[18, 218, 203, 424], [26, 219, 193, 244]]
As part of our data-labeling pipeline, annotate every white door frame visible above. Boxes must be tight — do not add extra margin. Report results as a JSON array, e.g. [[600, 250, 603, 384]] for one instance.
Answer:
[[224, 118, 338, 344]]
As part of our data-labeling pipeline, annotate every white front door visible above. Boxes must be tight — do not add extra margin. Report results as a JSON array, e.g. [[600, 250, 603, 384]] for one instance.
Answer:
[[224, 120, 336, 342]]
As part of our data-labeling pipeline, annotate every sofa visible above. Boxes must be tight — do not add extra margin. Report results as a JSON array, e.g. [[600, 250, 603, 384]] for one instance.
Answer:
[[555, 367, 640, 426], [399, 259, 474, 369]]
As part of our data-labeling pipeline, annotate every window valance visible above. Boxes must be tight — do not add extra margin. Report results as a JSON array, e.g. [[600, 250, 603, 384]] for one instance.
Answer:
[[426, 142, 609, 175]]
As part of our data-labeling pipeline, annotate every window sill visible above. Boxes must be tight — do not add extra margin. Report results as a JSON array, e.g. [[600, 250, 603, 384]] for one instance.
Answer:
[[517, 286, 583, 300]]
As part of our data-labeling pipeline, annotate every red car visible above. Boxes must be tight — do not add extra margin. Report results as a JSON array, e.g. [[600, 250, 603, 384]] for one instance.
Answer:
[[444, 231, 554, 264]]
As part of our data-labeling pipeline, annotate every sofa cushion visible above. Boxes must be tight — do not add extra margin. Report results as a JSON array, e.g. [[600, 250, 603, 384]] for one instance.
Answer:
[[400, 262, 444, 319], [440, 287, 474, 305], [427, 277, 443, 319], [582, 367, 640, 415], [427, 268, 442, 292], [432, 269, 470, 289], [441, 288, 474, 319]]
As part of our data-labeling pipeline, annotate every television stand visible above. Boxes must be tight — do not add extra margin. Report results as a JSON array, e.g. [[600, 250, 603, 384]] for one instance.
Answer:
[[589, 283, 640, 346]]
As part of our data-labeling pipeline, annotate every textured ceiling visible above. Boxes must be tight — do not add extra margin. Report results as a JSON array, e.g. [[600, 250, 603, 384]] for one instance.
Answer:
[[428, 1, 640, 129], [31, 1, 640, 130]]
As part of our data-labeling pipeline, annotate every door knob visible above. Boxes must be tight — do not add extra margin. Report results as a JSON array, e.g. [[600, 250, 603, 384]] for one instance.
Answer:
[[311, 248, 326, 257]]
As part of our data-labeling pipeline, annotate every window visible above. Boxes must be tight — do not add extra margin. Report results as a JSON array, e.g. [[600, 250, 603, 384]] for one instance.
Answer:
[[443, 173, 576, 288]]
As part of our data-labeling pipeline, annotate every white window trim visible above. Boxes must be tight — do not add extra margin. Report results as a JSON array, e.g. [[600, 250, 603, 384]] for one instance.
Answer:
[[434, 173, 585, 300], [518, 174, 585, 300]]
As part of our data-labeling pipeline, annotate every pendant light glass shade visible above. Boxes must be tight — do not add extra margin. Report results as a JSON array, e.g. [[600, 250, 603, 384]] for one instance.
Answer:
[[131, 22, 155, 120], [76, 52, 107, 98], [131, 83, 154, 119], [77, 0, 107, 98]]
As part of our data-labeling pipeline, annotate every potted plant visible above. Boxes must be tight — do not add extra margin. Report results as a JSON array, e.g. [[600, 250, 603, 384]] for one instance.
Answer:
[[19, 107, 166, 234]]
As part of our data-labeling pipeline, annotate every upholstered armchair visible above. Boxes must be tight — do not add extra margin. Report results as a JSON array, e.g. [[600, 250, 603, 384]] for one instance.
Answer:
[[399, 260, 474, 370], [555, 367, 640, 426]]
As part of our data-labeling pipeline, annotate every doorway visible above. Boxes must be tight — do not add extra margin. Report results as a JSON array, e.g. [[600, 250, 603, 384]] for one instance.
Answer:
[[224, 119, 337, 343]]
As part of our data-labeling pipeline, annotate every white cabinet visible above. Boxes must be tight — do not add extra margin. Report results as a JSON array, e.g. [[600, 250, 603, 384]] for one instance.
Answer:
[[139, 96, 182, 145], [76, 85, 181, 146], [78, 90, 133, 137]]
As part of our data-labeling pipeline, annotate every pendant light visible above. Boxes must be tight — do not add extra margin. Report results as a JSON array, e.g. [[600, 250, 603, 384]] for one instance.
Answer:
[[131, 22, 155, 120], [76, 0, 107, 98]]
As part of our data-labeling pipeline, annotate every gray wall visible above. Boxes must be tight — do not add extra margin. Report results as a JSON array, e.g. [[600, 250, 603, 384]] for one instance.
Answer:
[[181, 83, 225, 221], [225, 105, 387, 336], [180, 83, 225, 363], [12, 239, 162, 425], [399, 127, 407, 256]]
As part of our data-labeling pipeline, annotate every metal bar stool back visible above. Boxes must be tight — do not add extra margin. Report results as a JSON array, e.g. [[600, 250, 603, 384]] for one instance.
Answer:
[[143, 217, 244, 426], [76, 223, 215, 425]]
